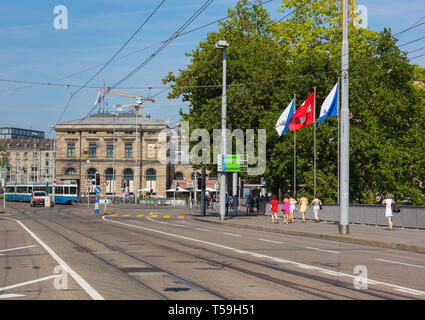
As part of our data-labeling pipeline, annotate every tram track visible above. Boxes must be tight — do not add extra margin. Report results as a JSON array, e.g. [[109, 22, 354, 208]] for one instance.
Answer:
[[62, 208, 407, 300], [9, 204, 229, 300]]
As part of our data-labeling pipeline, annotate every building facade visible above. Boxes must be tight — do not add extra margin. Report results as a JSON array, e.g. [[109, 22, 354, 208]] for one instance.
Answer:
[[0, 127, 44, 140], [0, 138, 55, 183]]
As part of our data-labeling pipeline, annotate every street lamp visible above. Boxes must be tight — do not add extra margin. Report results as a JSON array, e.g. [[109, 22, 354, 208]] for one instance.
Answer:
[[215, 40, 228, 221], [111, 112, 119, 196]]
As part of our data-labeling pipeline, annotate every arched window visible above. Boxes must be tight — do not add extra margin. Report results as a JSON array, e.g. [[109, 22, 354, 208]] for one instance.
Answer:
[[191, 172, 200, 180], [208, 173, 218, 180], [174, 172, 184, 180], [145, 169, 156, 181], [123, 169, 134, 180], [86, 168, 97, 180], [65, 168, 76, 175], [105, 168, 116, 180]]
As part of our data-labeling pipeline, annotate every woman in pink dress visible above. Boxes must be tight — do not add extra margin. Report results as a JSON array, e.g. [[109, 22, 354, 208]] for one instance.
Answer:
[[283, 194, 290, 224]]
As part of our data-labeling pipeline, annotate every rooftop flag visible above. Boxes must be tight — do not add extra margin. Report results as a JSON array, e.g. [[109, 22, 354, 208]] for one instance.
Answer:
[[275, 98, 295, 136], [318, 82, 339, 127], [289, 91, 315, 131]]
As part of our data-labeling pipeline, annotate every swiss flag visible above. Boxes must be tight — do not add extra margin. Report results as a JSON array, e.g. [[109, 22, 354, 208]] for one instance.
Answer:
[[289, 91, 315, 131]]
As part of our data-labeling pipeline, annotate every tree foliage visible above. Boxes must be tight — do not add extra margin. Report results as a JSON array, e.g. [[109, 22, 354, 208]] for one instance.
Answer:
[[163, 0, 425, 205]]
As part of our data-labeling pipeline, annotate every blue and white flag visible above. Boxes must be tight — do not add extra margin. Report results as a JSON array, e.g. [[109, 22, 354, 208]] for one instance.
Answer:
[[275, 98, 295, 136], [94, 91, 102, 106], [318, 82, 339, 126]]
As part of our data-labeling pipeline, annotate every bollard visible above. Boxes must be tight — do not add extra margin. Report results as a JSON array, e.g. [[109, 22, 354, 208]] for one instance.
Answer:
[[94, 198, 99, 215]]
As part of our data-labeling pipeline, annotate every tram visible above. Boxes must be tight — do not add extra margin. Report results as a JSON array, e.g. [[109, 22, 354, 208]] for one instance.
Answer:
[[5, 180, 78, 204]]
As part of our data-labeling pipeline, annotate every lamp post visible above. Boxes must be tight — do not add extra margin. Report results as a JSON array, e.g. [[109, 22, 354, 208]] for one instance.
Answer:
[[48, 125, 56, 203], [215, 40, 229, 221], [111, 112, 118, 196], [31, 132, 38, 182]]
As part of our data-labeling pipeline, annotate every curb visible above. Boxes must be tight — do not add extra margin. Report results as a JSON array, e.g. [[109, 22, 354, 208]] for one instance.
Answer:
[[192, 218, 425, 254]]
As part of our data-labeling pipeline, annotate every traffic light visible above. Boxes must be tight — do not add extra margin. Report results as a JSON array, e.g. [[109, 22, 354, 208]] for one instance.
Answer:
[[95, 172, 101, 186], [197, 177, 202, 190]]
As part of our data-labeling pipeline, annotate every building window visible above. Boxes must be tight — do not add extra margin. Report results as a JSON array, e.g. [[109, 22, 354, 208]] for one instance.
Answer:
[[123, 169, 134, 180], [45, 160, 49, 166], [145, 169, 156, 181], [107, 144, 114, 158], [208, 173, 218, 180], [45, 152, 49, 157], [89, 143, 96, 158], [88, 131, 97, 134], [87, 168, 97, 180], [33, 152, 37, 157], [147, 144, 155, 159], [105, 168, 116, 180], [67, 143, 75, 157], [125, 143, 133, 158], [65, 168, 76, 175], [174, 172, 184, 180]]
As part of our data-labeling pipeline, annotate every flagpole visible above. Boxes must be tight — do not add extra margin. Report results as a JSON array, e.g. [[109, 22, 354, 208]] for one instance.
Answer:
[[294, 94, 296, 199], [313, 87, 316, 196], [337, 78, 341, 205]]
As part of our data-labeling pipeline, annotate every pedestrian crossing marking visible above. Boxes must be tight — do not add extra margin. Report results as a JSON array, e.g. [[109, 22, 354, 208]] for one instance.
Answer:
[[177, 216, 184, 219], [137, 214, 145, 217], [150, 215, 158, 218], [163, 215, 171, 218], [122, 214, 131, 217], [109, 214, 118, 217]]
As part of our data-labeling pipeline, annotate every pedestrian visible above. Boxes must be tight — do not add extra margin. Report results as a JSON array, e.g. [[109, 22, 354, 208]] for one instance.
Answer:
[[289, 195, 297, 223], [382, 194, 395, 231], [232, 195, 239, 216], [225, 193, 230, 216], [270, 194, 279, 224], [310, 195, 322, 223], [298, 194, 308, 223], [255, 194, 260, 213], [212, 193, 216, 211], [283, 193, 290, 224], [246, 195, 253, 214]]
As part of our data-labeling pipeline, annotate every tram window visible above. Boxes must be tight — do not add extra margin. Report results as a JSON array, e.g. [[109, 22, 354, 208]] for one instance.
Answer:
[[28, 186, 33, 194], [55, 186, 63, 194], [6, 186, 15, 193], [70, 187, 77, 195], [34, 186, 44, 192], [48, 187, 52, 194], [17, 187, 27, 193], [64, 187, 69, 194]]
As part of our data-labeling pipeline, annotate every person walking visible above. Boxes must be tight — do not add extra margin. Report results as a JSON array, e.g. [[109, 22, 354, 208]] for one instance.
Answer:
[[246, 195, 253, 214], [310, 195, 322, 223], [382, 194, 395, 231], [289, 196, 297, 223], [270, 194, 279, 224], [298, 194, 308, 223], [211, 193, 216, 211], [283, 194, 290, 224], [255, 195, 260, 213], [225, 193, 230, 216], [232, 195, 239, 216]]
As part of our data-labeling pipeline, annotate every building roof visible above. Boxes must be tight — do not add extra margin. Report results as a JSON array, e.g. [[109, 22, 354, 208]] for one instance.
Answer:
[[57, 113, 166, 127], [0, 138, 54, 150]]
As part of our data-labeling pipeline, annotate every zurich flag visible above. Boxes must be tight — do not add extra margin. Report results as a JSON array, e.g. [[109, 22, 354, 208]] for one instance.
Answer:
[[275, 98, 295, 136], [318, 82, 339, 127]]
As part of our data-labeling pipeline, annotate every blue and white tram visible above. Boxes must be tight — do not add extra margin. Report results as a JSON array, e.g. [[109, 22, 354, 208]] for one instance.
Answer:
[[5, 180, 78, 204]]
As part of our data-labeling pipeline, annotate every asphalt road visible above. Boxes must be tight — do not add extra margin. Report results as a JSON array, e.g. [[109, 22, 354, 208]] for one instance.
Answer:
[[1, 203, 424, 300]]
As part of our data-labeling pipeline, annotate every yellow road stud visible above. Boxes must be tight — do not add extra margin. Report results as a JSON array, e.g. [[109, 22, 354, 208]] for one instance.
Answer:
[[137, 214, 145, 217]]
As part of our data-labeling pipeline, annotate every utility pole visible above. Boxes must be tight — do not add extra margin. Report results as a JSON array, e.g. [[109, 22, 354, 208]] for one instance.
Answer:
[[215, 40, 229, 222], [340, 0, 350, 234], [135, 107, 139, 205]]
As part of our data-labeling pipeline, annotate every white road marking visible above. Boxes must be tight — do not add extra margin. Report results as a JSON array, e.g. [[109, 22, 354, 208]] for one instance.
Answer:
[[258, 239, 283, 244], [103, 216, 425, 296], [196, 228, 210, 232], [376, 258, 425, 270], [0, 294, 26, 299], [223, 232, 241, 237], [394, 288, 423, 296], [0, 217, 104, 300], [147, 216, 210, 232], [0, 245, 38, 253], [0, 275, 60, 292], [304, 246, 340, 254]]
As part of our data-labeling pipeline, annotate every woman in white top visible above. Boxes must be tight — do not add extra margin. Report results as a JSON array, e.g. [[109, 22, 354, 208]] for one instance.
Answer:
[[310, 195, 322, 223], [289, 196, 297, 223], [382, 194, 394, 231]]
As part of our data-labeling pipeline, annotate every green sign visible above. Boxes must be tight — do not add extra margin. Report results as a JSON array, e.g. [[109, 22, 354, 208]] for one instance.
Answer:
[[218, 154, 248, 172]]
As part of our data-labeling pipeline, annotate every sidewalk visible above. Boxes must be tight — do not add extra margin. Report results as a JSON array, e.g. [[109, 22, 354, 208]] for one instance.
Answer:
[[192, 213, 425, 254]]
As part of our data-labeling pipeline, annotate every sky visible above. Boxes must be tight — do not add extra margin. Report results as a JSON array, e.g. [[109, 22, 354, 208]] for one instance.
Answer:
[[0, 0, 424, 140]]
